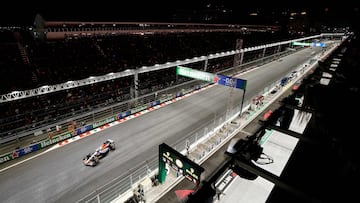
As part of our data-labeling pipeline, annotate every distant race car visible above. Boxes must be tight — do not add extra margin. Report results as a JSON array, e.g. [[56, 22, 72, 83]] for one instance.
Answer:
[[94, 139, 115, 159], [83, 139, 115, 166], [83, 152, 99, 167]]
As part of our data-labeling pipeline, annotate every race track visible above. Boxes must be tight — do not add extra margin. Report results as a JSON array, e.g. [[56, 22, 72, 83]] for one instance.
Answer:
[[0, 46, 324, 203]]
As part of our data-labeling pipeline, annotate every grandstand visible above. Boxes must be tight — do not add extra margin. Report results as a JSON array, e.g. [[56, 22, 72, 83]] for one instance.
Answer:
[[0, 19, 295, 153], [32, 14, 280, 40]]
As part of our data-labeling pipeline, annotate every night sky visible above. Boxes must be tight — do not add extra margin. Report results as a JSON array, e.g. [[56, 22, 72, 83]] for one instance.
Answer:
[[0, 0, 359, 30]]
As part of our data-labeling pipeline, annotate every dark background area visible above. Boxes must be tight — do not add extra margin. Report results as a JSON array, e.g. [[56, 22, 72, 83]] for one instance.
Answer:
[[0, 1, 359, 203], [1, 0, 359, 31]]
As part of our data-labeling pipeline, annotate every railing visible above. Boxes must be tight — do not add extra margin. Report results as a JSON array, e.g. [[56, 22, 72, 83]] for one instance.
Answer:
[[0, 44, 299, 144], [0, 35, 343, 203], [1, 33, 330, 103], [75, 66, 290, 203], [75, 40, 345, 203], [42, 22, 280, 40], [76, 46, 321, 203], [80, 156, 158, 203]]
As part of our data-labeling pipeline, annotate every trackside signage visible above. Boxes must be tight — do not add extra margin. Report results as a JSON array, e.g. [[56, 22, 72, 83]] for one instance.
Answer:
[[292, 42, 312, 46], [176, 66, 215, 82], [0, 131, 74, 164], [292, 41, 326, 47], [40, 131, 73, 148], [176, 66, 247, 90], [93, 117, 116, 128], [0, 152, 12, 164], [214, 74, 247, 90], [158, 143, 204, 185]]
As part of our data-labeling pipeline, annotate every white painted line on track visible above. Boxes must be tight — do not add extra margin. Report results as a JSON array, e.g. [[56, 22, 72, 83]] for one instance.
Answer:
[[2, 48, 330, 173], [0, 80, 215, 172], [0, 147, 55, 173]]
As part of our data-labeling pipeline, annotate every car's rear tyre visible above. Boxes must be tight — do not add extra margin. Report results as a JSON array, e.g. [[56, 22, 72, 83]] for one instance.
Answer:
[[110, 144, 115, 150]]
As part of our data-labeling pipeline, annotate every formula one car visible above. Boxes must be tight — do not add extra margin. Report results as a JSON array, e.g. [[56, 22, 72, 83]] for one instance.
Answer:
[[83, 139, 115, 166], [94, 139, 115, 159], [83, 152, 99, 167]]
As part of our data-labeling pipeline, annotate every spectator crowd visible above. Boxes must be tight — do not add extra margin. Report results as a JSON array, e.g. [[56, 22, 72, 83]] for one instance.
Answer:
[[0, 26, 291, 138]]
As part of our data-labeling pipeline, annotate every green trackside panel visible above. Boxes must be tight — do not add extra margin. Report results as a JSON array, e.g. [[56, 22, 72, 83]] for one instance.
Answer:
[[158, 144, 167, 183], [176, 66, 215, 82], [159, 143, 204, 185]]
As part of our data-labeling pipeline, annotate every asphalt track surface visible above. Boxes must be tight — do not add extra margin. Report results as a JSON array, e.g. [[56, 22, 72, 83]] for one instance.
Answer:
[[0, 46, 323, 203]]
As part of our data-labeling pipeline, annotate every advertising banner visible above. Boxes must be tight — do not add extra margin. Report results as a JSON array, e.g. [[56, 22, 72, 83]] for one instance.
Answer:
[[117, 111, 131, 120], [176, 66, 215, 82], [150, 100, 160, 107], [176, 66, 247, 90], [159, 143, 204, 185], [11, 143, 41, 159], [40, 131, 73, 148], [75, 124, 93, 135], [214, 74, 247, 90], [130, 105, 147, 114], [93, 117, 116, 128], [0, 152, 14, 164]]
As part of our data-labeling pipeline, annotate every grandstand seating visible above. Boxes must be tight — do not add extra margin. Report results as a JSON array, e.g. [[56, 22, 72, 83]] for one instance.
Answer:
[[0, 26, 293, 139]]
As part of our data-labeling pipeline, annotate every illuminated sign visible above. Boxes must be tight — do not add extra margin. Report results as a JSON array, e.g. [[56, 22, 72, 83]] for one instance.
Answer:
[[176, 66, 247, 90], [292, 42, 311, 46], [176, 66, 215, 82], [214, 74, 247, 90], [292, 41, 326, 47], [159, 143, 204, 185], [313, 42, 326, 47]]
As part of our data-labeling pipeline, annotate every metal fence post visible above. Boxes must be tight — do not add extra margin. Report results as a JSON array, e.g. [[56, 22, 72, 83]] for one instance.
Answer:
[[130, 174, 133, 187], [146, 162, 150, 175], [97, 192, 100, 203]]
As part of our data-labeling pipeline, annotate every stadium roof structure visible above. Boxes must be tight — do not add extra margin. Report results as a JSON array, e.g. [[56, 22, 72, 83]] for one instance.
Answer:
[[33, 16, 280, 40]]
